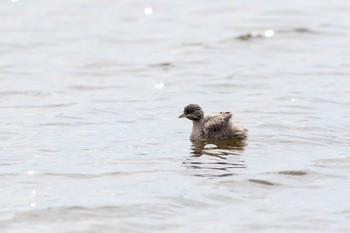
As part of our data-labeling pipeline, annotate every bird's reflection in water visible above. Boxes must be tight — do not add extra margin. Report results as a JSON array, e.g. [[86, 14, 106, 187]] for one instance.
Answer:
[[184, 140, 247, 178], [190, 139, 246, 157]]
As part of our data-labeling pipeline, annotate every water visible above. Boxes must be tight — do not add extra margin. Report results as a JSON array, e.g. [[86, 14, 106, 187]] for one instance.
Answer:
[[1, 0, 350, 232]]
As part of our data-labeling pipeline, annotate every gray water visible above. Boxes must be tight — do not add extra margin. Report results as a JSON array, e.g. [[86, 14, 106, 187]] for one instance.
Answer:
[[1, 0, 350, 232]]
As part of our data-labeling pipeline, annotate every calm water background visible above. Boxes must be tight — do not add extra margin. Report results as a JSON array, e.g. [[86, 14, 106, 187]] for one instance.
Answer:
[[1, 0, 350, 232]]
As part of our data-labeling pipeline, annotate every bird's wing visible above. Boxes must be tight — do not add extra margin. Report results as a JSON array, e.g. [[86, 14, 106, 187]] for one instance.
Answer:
[[203, 112, 232, 135]]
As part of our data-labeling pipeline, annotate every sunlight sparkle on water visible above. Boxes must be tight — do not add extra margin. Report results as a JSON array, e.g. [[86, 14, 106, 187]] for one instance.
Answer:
[[27, 170, 38, 175], [144, 7, 153, 15], [154, 83, 164, 89], [264, 29, 274, 37]]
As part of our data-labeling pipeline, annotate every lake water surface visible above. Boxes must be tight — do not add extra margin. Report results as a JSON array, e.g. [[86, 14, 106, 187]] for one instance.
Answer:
[[1, 0, 350, 232]]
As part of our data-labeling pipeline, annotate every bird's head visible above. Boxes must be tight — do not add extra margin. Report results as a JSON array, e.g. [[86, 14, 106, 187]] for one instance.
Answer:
[[178, 104, 204, 121]]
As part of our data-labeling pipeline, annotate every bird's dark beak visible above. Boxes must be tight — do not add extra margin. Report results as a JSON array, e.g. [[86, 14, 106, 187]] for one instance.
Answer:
[[178, 113, 186, 118]]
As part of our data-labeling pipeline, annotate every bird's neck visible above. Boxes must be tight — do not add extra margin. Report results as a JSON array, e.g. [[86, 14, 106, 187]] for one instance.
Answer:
[[190, 118, 204, 140]]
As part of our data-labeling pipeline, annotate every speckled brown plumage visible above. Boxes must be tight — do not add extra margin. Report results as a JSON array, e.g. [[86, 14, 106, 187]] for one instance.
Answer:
[[179, 104, 247, 141]]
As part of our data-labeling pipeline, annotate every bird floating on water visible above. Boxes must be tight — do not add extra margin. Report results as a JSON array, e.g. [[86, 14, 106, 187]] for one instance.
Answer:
[[179, 104, 247, 141]]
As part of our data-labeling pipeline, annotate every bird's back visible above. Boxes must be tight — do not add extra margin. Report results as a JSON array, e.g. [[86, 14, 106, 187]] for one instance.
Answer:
[[203, 112, 247, 140]]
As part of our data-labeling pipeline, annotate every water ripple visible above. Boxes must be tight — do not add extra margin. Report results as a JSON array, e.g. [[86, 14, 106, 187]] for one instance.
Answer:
[[0, 103, 76, 109]]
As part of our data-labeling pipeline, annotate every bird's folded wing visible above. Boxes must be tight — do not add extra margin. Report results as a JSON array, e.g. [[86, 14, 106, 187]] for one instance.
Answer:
[[203, 112, 232, 135]]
